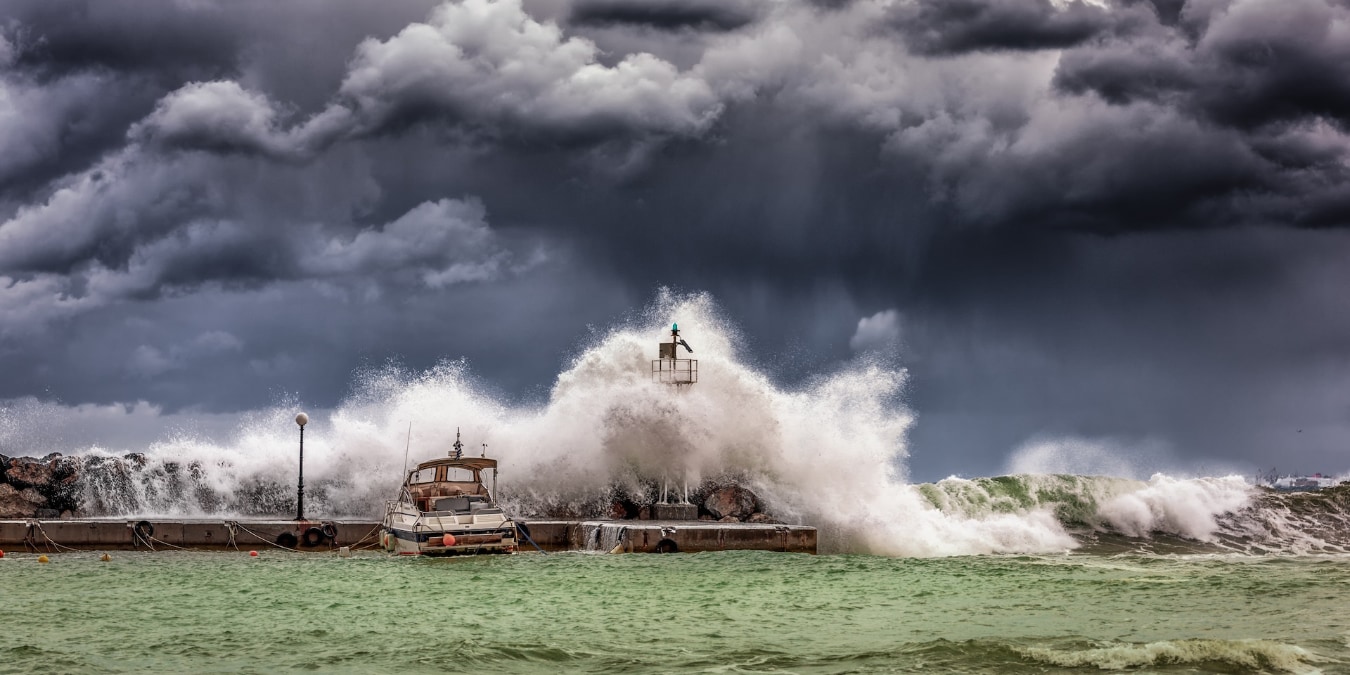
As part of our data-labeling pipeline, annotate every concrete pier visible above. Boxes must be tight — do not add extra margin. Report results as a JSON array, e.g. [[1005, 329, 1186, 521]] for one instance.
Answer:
[[0, 519, 379, 551], [521, 520, 815, 553], [0, 518, 816, 554]]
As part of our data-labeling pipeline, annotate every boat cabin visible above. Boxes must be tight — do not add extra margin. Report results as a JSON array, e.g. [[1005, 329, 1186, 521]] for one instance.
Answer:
[[403, 457, 500, 514]]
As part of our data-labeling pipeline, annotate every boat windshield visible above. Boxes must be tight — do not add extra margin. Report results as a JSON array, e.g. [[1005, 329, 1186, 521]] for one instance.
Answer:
[[409, 466, 479, 484]]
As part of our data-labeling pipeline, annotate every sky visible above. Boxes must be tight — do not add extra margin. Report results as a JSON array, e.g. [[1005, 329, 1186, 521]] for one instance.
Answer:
[[1, 0, 1349, 481]]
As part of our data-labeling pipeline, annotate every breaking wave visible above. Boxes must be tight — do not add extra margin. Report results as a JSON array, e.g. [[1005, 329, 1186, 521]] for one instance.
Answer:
[[1015, 638, 1324, 673], [5, 291, 1350, 556]]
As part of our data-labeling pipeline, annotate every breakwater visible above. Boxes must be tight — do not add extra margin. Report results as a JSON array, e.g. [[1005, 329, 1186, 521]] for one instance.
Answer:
[[0, 518, 816, 554]]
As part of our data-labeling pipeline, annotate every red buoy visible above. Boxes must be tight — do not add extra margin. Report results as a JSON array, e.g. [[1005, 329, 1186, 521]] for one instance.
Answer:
[[443, 534, 456, 547], [0, 549, 6, 559], [249, 550, 259, 557]]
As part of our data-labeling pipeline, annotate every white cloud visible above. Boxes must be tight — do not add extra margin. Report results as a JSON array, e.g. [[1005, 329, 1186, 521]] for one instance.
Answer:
[[336, 0, 722, 140], [850, 309, 902, 353], [0, 275, 90, 337], [132, 81, 289, 155], [303, 198, 526, 288], [0, 150, 221, 273]]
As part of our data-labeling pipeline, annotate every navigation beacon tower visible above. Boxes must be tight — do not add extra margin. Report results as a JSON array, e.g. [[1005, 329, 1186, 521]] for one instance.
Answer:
[[652, 322, 697, 386], [650, 323, 699, 519]]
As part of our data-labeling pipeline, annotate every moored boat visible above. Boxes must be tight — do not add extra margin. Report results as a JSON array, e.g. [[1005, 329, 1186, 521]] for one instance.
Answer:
[[380, 431, 518, 556]]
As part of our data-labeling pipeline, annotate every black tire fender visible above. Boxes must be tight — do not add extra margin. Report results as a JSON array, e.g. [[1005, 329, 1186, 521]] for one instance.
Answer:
[[302, 526, 325, 548]]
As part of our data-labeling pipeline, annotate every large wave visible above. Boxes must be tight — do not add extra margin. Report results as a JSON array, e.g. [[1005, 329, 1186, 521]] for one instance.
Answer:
[[7, 291, 1348, 556]]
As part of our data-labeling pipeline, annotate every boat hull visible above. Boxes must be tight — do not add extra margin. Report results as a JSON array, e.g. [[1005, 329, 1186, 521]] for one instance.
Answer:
[[381, 513, 518, 556]]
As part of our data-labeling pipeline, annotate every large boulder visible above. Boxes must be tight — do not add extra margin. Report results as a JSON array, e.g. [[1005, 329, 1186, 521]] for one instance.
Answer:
[[0, 483, 46, 518], [5, 458, 53, 489], [702, 485, 760, 521], [0, 456, 85, 515]]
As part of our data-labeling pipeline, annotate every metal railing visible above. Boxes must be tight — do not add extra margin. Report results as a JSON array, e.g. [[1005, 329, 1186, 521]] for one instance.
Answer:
[[651, 358, 698, 384]]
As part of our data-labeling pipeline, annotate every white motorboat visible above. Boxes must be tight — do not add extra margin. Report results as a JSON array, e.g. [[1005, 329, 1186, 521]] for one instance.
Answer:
[[380, 433, 518, 556]]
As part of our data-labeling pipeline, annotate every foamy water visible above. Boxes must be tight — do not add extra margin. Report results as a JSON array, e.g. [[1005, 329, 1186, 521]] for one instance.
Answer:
[[9, 291, 1340, 556]]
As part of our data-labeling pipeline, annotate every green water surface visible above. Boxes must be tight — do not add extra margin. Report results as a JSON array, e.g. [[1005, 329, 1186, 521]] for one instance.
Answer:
[[2, 550, 1348, 673]]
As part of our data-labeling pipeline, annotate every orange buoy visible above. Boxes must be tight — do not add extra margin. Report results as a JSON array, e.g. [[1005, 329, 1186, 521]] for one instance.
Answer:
[[443, 534, 456, 547], [37, 555, 50, 563], [0, 549, 6, 558], [249, 550, 259, 557], [99, 553, 111, 562]]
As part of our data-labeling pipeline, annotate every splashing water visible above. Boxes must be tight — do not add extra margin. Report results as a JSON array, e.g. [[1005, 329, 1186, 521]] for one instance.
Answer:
[[13, 291, 1340, 556]]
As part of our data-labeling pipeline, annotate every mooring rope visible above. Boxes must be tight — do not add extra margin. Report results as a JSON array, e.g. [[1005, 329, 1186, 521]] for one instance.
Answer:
[[31, 521, 80, 553], [346, 522, 382, 548], [146, 534, 186, 550], [23, 520, 42, 553], [229, 521, 299, 552], [515, 521, 547, 555]]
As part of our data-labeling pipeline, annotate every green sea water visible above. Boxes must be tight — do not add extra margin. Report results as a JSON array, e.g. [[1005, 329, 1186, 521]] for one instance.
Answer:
[[3, 550, 1348, 674]]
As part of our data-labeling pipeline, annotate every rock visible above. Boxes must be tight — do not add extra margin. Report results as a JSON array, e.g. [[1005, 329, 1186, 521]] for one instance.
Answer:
[[0, 456, 85, 515], [34, 508, 60, 519], [5, 459, 53, 489], [42, 457, 83, 514], [746, 512, 776, 524], [718, 515, 739, 523], [699, 514, 714, 521], [637, 506, 651, 520], [703, 485, 760, 520], [0, 484, 46, 518], [609, 500, 628, 520]]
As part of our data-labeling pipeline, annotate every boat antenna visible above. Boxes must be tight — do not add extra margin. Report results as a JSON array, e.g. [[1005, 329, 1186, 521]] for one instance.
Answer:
[[452, 427, 463, 459], [481, 442, 487, 458], [401, 421, 412, 476]]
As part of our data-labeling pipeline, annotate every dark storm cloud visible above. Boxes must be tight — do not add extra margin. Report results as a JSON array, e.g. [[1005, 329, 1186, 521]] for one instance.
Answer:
[[1054, 0, 1350, 130], [3, 0, 1350, 477], [569, 0, 759, 32], [5, 1, 240, 81], [894, 0, 1119, 55]]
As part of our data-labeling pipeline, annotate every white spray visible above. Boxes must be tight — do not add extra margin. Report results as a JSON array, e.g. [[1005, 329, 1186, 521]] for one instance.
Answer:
[[29, 290, 1273, 556]]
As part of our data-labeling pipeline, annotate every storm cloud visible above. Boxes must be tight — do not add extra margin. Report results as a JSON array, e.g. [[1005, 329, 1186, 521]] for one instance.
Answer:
[[2, 0, 1349, 480]]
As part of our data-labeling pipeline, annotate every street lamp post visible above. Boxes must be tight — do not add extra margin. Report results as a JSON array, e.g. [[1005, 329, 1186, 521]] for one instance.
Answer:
[[295, 412, 308, 521]]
